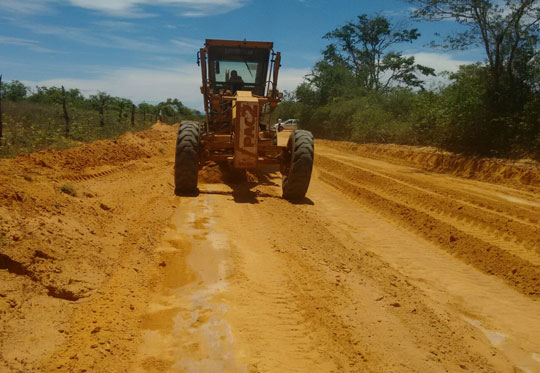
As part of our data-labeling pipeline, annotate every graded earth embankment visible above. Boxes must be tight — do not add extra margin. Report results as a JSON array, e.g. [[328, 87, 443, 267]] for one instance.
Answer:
[[1, 126, 539, 372], [318, 140, 540, 190]]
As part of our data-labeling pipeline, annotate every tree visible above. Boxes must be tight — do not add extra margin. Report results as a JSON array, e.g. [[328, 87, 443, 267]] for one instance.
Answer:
[[138, 102, 153, 121], [115, 98, 133, 122], [306, 51, 358, 105], [28, 86, 63, 104], [323, 14, 435, 91], [89, 92, 110, 126], [275, 92, 300, 121], [166, 98, 191, 116], [3, 80, 27, 101], [408, 0, 540, 110], [155, 98, 195, 122], [158, 98, 192, 117], [64, 88, 86, 108]]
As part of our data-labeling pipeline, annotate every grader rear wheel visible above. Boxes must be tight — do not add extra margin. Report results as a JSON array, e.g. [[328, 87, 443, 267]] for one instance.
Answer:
[[282, 130, 314, 200], [174, 121, 200, 195]]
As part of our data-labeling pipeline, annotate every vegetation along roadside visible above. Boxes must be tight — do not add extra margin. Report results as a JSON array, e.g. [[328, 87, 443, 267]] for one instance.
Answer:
[[275, 2, 540, 160], [0, 79, 202, 158]]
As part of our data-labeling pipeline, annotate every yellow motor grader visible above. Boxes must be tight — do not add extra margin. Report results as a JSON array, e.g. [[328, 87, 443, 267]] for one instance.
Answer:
[[174, 39, 314, 200]]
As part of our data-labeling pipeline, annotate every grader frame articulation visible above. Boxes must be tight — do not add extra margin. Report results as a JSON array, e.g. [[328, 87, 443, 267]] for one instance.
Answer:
[[174, 39, 314, 200]]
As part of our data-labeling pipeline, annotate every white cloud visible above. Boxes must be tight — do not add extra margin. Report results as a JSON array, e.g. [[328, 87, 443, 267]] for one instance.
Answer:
[[22, 65, 311, 110], [0, 34, 62, 53], [277, 67, 310, 93], [67, 0, 153, 17], [167, 0, 247, 17], [12, 52, 470, 106], [93, 20, 136, 30], [19, 23, 199, 55], [23, 64, 202, 108], [171, 37, 203, 50], [411, 52, 475, 73], [0, 35, 38, 47], [405, 52, 477, 87], [0, 0, 248, 17], [0, 0, 55, 15]]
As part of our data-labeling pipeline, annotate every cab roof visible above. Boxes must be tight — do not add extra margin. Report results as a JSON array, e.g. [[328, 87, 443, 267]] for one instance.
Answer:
[[205, 39, 274, 50]]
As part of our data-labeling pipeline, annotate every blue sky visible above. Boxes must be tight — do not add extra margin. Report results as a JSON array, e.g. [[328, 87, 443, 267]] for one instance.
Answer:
[[0, 0, 481, 109]]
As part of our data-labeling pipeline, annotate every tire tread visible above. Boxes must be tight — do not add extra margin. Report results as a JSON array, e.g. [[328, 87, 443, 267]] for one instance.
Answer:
[[174, 121, 200, 194], [282, 130, 314, 200]]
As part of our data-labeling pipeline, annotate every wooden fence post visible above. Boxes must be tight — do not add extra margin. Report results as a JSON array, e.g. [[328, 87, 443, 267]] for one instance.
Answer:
[[131, 104, 135, 126], [61, 86, 70, 135], [99, 97, 106, 126], [0, 74, 3, 141]]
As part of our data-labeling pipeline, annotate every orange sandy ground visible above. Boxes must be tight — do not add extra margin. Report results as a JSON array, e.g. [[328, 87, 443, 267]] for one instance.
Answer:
[[1, 123, 539, 372]]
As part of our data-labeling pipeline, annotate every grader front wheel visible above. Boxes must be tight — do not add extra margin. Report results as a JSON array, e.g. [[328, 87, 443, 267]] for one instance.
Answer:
[[174, 121, 200, 195], [282, 130, 314, 200]]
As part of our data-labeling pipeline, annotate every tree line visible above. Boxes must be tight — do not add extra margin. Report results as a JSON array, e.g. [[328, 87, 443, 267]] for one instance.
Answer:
[[0, 80, 201, 126], [277, 1, 540, 158], [0, 79, 202, 157]]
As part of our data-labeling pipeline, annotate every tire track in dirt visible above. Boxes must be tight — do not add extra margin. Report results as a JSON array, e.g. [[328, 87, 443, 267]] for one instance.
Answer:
[[135, 186, 351, 372], [318, 154, 540, 262], [214, 193, 359, 372], [318, 140, 540, 191], [309, 179, 540, 372], [321, 151, 540, 223], [316, 157, 540, 298], [220, 181, 514, 372], [317, 151, 540, 246], [55, 164, 138, 182]]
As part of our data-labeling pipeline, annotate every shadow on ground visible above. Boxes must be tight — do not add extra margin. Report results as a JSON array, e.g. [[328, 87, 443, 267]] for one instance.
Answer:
[[198, 165, 314, 205]]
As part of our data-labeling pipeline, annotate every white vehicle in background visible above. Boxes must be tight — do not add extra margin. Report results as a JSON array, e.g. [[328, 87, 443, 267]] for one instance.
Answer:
[[282, 119, 298, 130], [273, 118, 299, 131]]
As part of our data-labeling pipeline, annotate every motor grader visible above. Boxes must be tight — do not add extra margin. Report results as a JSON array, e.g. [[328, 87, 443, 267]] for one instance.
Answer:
[[174, 39, 314, 200]]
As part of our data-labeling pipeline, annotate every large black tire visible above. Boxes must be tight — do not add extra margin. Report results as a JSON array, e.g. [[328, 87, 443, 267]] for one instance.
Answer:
[[282, 130, 314, 200], [174, 121, 200, 195]]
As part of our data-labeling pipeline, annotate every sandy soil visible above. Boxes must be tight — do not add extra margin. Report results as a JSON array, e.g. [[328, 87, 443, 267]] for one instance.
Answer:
[[1, 124, 539, 372]]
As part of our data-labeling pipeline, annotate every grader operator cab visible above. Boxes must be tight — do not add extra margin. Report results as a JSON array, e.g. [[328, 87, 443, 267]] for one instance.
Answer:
[[174, 39, 314, 200]]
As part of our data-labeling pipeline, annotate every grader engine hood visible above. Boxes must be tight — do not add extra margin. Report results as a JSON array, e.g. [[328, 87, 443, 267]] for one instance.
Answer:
[[233, 91, 259, 169]]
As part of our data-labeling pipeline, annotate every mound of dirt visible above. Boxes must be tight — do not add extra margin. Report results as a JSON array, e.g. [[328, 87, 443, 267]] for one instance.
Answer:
[[0, 123, 180, 371], [199, 163, 225, 184], [0, 123, 178, 301], [319, 140, 540, 190], [10, 125, 177, 173], [0, 125, 177, 208], [151, 121, 175, 132]]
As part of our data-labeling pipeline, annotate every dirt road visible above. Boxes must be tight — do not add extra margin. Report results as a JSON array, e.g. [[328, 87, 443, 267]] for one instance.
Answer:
[[1, 123, 539, 372]]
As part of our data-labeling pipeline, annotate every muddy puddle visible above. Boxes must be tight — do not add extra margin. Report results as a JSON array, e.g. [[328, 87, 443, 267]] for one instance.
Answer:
[[135, 197, 243, 372], [465, 318, 539, 373]]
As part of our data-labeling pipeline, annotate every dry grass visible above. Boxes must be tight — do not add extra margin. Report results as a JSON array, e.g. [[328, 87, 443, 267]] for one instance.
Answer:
[[60, 184, 77, 197], [0, 102, 157, 158]]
